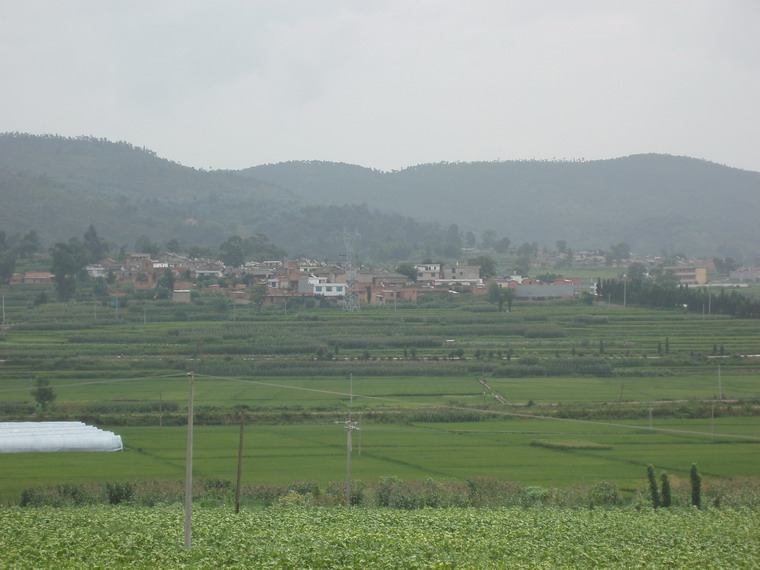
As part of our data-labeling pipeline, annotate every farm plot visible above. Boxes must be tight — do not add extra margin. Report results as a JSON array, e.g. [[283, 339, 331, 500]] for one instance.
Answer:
[[0, 506, 758, 568], [2, 416, 758, 501]]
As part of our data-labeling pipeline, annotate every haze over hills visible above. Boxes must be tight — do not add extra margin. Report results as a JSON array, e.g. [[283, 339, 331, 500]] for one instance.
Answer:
[[2, 133, 759, 262], [244, 156, 760, 260]]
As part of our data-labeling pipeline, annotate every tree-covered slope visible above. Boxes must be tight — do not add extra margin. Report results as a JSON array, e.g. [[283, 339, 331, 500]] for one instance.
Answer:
[[0, 134, 451, 260], [3, 133, 759, 258], [245, 155, 760, 256], [0, 133, 299, 249]]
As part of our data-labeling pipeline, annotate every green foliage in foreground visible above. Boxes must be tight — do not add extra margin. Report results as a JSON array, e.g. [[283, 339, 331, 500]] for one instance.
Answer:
[[15, 473, 760, 510], [1, 506, 758, 568]]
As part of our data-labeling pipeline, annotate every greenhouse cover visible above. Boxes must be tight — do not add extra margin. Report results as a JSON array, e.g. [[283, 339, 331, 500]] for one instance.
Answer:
[[0, 422, 123, 453]]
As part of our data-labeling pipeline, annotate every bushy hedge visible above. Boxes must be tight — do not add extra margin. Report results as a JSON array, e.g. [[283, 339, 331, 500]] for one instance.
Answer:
[[20, 475, 760, 509]]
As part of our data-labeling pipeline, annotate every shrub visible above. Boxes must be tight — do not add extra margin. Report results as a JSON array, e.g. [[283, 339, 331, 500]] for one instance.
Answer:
[[691, 464, 702, 509], [374, 476, 423, 509], [660, 472, 672, 507], [274, 490, 313, 507], [647, 465, 660, 508], [105, 481, 135, 505]]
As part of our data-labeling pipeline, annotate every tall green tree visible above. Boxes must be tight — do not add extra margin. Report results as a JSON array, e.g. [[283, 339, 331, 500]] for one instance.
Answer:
[[250, 284, 269, 314], [690, 464, 702, 509], [0, 250, 16, 284], [481, 229, 497, 250], [395, 263, 418, 282], [488, 282, 513, 312], [606, 242, 631, 264], [135, 235, 160, 257], [219, 235, 245, 267], [83, 225, 108, 263], [165, 238, 181, 253], [439, 224, 462, 257], [15, 230, 40, 258], [660, 472, 672, 507], [493, 237, 511, 254], [155, 269, 176, 299], [241, 233, 286, 262], [626, 262, 647, 281], [468, 255, 497, 279], [50, 240, 86, 301], [647, 465, 660, 508], [32, 378, 56, 410]]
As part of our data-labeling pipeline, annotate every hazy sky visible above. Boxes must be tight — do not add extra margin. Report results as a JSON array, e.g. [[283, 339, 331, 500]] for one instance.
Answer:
[[2, 1, 758, 172]]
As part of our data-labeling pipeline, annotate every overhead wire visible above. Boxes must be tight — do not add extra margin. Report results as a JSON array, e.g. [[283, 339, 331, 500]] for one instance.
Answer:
[[2, 371, 757, 442]]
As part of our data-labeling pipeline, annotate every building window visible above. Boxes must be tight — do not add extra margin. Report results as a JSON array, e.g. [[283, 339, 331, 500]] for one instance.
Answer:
[[326, 286, 333, 292], [315, 286, 322, 292], [337, 286, 343, 292]]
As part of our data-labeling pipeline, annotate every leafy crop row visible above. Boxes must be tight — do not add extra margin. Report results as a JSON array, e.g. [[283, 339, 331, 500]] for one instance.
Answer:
[[1, 506, 758, 568]]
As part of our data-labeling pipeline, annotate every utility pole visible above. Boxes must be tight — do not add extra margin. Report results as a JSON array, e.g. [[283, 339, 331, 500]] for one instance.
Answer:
[[184, 372, 194, 549], [711, 402, 715, 442], [623, 275, 627, 308], [345, 419, 358, 505], [335, 417, 359, 505], [235, 412, 244, 514]]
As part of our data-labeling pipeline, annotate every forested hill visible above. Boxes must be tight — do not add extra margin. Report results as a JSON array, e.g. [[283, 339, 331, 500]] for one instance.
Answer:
[[0, 133, 303, 250], [0, 134, 451, 260], [2, 133, 759, 260], [244, 156, 760, 257]]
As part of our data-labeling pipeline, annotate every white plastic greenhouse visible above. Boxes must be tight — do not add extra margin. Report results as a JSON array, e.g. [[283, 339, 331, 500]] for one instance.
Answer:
[[0, 421, 123, 453]]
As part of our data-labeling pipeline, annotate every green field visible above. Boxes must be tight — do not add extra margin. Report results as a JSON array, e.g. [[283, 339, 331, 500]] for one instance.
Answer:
[[1, 506, 758, 568], [2, 416, 758, 502], [1, 286, 759, 504]]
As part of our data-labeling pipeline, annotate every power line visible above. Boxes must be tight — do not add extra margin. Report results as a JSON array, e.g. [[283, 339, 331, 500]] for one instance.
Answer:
[[2, 371, 756, 442], [200, 374, 760, 442], [0, 373, 187, 394]]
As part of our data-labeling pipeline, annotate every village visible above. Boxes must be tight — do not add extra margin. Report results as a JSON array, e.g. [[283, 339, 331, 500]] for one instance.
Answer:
[[9, 248, 748, 308]]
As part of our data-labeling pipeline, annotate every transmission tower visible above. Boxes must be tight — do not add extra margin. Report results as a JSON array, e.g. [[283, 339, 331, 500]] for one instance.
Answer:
[[342, 229, 360, 312]]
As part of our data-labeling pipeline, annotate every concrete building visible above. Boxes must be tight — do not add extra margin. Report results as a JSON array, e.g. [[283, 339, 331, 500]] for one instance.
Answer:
[[666, 266, 708, 285]]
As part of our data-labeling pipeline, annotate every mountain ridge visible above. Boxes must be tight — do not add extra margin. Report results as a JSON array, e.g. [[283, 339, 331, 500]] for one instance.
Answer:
[[243, 154, 760, 258], [2, 133, 759, 260]]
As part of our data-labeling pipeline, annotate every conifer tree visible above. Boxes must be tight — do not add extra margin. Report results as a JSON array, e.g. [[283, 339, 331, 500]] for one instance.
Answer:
[[690, 464, 702, 509], [647, 465, 660, 508]]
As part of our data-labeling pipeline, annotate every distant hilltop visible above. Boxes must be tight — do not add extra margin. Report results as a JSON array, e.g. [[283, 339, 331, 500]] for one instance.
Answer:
[[1, 133, 759, 260]]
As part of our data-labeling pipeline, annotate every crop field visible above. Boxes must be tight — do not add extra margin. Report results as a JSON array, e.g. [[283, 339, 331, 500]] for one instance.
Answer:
[[2, 416, 758, 502], [1, 287, 759, 505], [1, 506, 759, 568]]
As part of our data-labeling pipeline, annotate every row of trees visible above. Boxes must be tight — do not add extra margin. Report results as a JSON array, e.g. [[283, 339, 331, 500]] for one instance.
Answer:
[[0, 230, 40, 282], [597, 277, 760, 319], [647, 464, 702, 509], [5, 225, 296, 302]]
